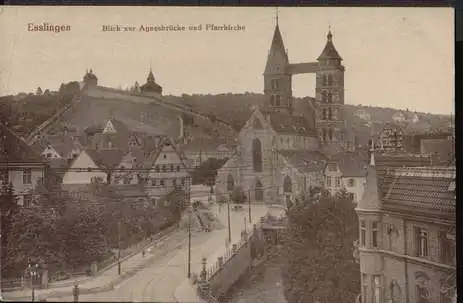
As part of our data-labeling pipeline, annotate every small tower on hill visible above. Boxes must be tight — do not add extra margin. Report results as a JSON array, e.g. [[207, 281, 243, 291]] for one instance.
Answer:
[[140, 68, 163, 96], [83, 69, 98, 87]]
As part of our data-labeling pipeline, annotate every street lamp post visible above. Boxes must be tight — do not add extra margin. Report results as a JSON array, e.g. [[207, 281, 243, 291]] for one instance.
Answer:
[[26, 263, 39, 302], [187, 209, 192, 278], [227, 193, 231, 244], [117, 221, 121, 276], [248, 190, 252, 224]]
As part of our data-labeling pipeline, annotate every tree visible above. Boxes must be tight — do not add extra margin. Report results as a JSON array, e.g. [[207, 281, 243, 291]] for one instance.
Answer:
[[0, 182, 20, 275], [5, 206, 63, 276], [281, 190, 360, 303], [36, 87, 43, 96], [191, 157, 228, 185], [230, 186, 246, 204]]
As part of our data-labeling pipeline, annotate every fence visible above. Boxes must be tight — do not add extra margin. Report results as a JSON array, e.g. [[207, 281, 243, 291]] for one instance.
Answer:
[[1, 277, 24, 291]]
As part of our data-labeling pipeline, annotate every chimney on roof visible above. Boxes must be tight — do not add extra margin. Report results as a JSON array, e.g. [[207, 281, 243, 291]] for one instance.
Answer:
[[369, 138, 376, 167]]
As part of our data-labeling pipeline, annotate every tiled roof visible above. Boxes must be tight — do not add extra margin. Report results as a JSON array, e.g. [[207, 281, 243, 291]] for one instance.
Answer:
[[328, 152, 368, 177], [374, 153, 433, 198], [268, 112, 317, 136], [43, 135, 83, 157], [180, 138, 222, 153], [0, 123, 46, 164], [144, 137, 188, 169], [85, 149, 127, 170], [278, 150, 328, 173], [317, 31, 342, 61], [383, 166, 455, 218]]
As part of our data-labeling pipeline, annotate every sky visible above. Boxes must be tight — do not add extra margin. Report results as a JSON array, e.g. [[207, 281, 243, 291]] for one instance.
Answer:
[[0, 6, 454, 115]]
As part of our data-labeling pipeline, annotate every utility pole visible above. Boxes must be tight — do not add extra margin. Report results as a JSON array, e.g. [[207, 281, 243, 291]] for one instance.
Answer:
[[187, 209, 191, 278]]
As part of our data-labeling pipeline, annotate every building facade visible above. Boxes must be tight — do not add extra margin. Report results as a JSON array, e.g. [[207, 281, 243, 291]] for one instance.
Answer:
[[0, 123, 48, 206], [356, 148, 456, 303]]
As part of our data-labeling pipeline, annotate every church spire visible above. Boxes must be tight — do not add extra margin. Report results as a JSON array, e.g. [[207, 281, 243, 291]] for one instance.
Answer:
[[317, 26, 342, 62]]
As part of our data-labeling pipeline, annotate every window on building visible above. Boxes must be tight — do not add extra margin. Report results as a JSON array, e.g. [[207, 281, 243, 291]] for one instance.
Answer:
[[275, 95, 281, 106], [272, 79, 280, 89], [372, 221, 379, 248], [252, 139, 263, 172], [160, 179, 165, 186], [373, 276, 382, 303], [415, 272, 430, 303], [162, 165, 167, 172], [390, 280, 402, 303], [327, 74, 333, 85], [173, 179, 177, 187], [181, 178, 186, 186], [123, 177, 131, 185], [322, 91, 327, 102], [163, 154, 167, 159], [23, 194, 32, 208], [323, 109, 328, 120], [415, 227, 428, 257], [283, 176, 292, 193], [326, 176, 332, 187], [360, 220, 366, 247], [362, 274, 369, 303], [170, 164, 174, 172], [439, 230, 452, 264], [227, 174, 234, 192], [335, 177, 341, 188], [348, 178, 355, 187], [176, 165, 180, 172], [323, 75, 328, 86], [327, 92, 333, 103], [328, 128, 333, 142], [151, 179, 156, 186], [328, 108, 333, 120], [23, 168, 32, 185], [155, 165, 160, 172]]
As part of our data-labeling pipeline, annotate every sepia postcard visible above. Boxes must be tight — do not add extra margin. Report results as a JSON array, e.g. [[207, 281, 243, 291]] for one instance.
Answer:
[[0, 6, 455, 303]]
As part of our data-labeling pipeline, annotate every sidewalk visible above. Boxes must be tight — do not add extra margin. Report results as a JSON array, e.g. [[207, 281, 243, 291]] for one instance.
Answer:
[[2, 227, 187, 301]]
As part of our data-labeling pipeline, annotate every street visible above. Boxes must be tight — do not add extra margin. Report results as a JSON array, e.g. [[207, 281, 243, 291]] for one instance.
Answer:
[[49, 202, 269, 302]]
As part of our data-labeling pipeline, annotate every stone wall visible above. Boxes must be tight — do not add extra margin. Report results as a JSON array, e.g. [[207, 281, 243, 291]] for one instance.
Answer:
[[197, 222, 266, 302]]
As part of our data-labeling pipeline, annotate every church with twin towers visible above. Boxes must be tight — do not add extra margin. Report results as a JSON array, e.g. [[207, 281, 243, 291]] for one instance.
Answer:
[[263, 15, 347, 148], [216, 15, 350, 205]]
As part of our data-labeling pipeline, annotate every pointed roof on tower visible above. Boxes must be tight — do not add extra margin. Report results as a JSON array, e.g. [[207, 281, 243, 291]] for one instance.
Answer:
[[317, 28, 342, 61], [358, 138, 382, 210], [269, 22, 288, 61]]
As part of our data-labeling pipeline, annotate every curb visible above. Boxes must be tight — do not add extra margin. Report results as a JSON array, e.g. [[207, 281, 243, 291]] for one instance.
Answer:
[[43, 233, 189, 300], [3, 226, 183, 301]]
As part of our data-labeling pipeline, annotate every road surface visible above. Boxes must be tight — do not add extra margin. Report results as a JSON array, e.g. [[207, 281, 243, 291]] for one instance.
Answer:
[[49, 203, 269, 302]]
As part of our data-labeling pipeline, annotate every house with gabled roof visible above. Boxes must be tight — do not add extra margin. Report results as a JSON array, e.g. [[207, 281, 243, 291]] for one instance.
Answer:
[[323, 151, 368, 202], [355, 144, 456, 303], [0, 123, 48, 206], [141, 136, 191, 206]]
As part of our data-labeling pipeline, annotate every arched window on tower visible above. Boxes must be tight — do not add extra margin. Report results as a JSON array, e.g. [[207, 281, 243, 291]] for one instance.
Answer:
[[328, 128, 334, 142], [270, 95, 274, 106], [255, 179, 264, 201], [327, 74, 333, 85], [328, 108, 333, 120], [252, 138, 263, 172], [322, 128, 327, 141], [227, 174, 234, 192], [283, 175, 292, 193], [323, 109, 328, 120], [327, 92, 333, 104], [323, 75, 328, 86], [322, 91, 327, 103], [275, 95, 281, 106]]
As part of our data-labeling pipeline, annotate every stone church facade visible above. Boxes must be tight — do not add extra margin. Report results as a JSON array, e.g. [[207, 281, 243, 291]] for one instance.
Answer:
[[216, 19, 347, 205]]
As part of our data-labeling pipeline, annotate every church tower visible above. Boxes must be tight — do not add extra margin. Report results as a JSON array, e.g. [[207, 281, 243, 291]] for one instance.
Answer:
[[263, 13, 293, 115], [315, 29, 346, 148]]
